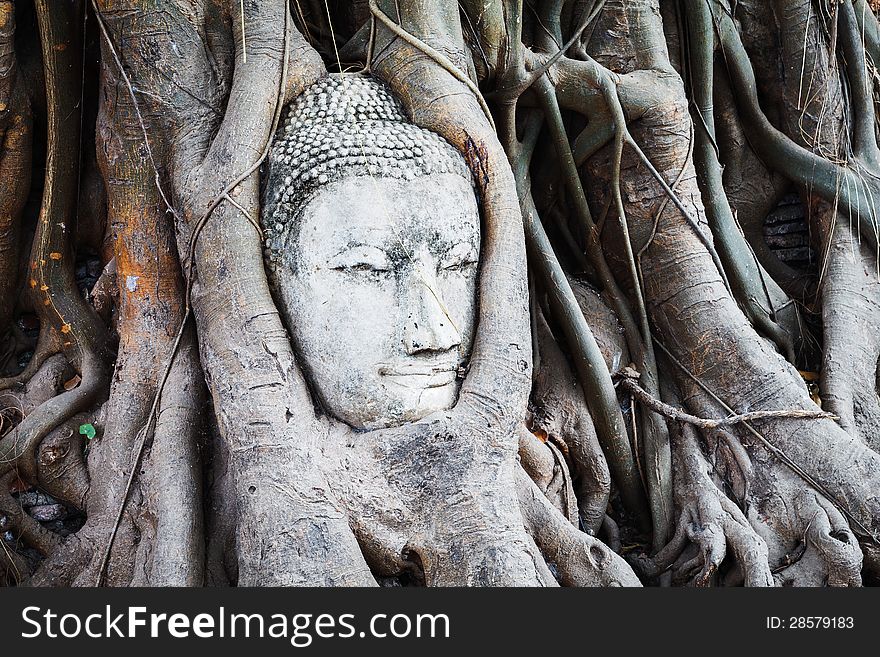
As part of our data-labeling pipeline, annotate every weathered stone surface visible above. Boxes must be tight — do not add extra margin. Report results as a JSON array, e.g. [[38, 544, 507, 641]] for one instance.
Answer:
[[262, 74, 481, 429]]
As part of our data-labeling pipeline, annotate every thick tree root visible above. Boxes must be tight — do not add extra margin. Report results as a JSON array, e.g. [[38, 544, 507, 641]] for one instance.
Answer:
[[0, 0, 32, 343], [637, 424, 773, 586], [745, 446, 863, 587], [529, 298, 625, 533], [516, 468, 641, 586], [329, 415, 557, 586], [820, 219, 880, 454], [36, 417, 90, 511], [327, 414, 635, 586]]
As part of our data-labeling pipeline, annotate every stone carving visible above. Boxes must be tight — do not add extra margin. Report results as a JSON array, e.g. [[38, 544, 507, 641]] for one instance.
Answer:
[[262, 74, 481, 429]]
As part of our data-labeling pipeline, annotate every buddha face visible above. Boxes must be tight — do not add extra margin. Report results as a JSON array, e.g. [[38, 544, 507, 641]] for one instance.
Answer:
[[275, 172, 480, 429]]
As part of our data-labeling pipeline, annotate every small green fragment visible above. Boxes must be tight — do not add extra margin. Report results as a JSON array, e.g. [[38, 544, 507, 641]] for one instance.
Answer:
[[79, 423, 96, 440]]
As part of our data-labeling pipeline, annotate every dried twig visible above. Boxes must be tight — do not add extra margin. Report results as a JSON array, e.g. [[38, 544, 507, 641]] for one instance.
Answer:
[[616, 367, 835, 429]]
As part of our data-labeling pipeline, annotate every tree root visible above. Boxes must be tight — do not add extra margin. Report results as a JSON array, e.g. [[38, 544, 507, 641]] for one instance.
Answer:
[[518, 141, 648, 527], [0, 3, 113, 548], [714, 0, 880, 252], [36, 418, 90, 511], [618, 367, 834, 429], [517, 426, 579, 525], [682, 0, 797, 362], [0, 0, 32, 343], [0, 534, 31, 586], [130, 326, 205, 586], [329, 412, 638, 587], [727, 0, 880, 452], [530, 302, 617, 533], [516, 468, 641, 586], [746, 452, 864, 587], [0, 472, 61, 557], [636, 424, 773, 586], [578, 0, 880, 582], [819, 218, 880, 454], [0, 352, 107, 484], [0, 355, 90, 512]]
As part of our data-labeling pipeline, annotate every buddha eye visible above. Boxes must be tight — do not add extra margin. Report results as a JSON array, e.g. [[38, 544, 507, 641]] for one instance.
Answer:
[[440, 258, 478, 273], [346, 262, 391, 275], [439, 243, 478, 273], [329, 246, 393, 277]]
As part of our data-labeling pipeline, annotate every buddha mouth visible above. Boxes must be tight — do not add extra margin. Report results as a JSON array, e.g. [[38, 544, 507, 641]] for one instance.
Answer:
[[377, 363, 460, 388]]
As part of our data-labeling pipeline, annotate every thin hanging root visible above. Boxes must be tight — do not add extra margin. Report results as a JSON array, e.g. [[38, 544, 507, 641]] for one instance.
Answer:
[[605, 78, 732, 293], [532, 75, 642, 357], [838, 0, 880, 168], [681, 0, 795, 361], [89, 0, 179, 221], [522, 191, 649, 525], [516, 467, 641, 586], [854, 0, 880, 65], [500, 100, 646, 522], [602, 74, 674, 548], [489, 7, 598, 104], [605, 78, 651, 359], [635, 122, 693, 266], [530, 71, 671, 541]]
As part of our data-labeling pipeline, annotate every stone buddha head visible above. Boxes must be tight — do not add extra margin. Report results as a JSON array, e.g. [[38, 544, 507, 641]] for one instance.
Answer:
[[262, 74, 481, 430]]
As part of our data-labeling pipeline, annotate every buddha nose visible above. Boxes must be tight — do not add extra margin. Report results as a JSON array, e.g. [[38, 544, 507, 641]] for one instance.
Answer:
[[404, 273, 461, 355]]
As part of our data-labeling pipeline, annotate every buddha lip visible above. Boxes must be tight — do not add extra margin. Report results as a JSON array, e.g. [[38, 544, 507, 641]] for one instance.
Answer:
[[378, 364, 459, 384]]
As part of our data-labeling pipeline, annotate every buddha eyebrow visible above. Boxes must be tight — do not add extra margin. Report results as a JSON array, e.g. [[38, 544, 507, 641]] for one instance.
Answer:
[[445, 238, 479, 249], [429, 236, 479, 254], [328, 242, 392, 259]]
